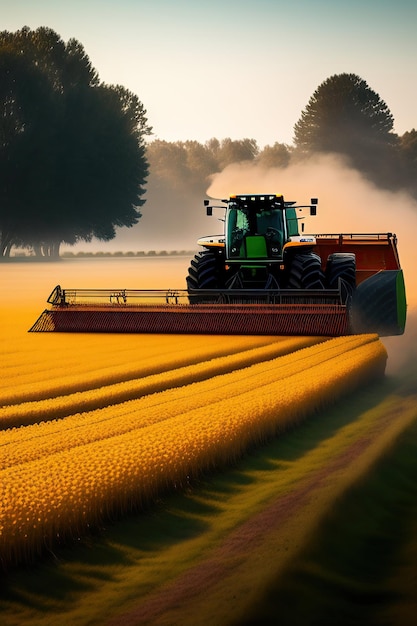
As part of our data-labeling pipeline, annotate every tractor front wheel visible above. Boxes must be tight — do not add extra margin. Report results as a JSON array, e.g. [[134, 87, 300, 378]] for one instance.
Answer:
[[186, 250, 222, 301]]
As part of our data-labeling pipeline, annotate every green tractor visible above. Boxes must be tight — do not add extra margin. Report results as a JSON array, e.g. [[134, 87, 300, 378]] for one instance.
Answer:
[[186, 194, 347, 292], [30, 193, 406, 337], [186, 193, 406, 336]]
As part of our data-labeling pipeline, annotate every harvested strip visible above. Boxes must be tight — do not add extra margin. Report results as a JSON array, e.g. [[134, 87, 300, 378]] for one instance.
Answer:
[[112, 394, 417, 626]]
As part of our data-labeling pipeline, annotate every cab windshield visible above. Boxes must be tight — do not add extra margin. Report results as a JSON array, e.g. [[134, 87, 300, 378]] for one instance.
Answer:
[[227, 206, 284, 235], [227, 205, 284, 255]]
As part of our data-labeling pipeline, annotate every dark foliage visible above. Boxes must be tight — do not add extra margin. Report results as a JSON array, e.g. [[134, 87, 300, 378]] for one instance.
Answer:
[[0, 27, 151, 257], [292, 73, 411, 191], [294, 73, 396, 154]]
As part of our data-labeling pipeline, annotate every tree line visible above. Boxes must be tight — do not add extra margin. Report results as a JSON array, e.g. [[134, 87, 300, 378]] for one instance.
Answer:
[[147, 75, 417, 205], [1, 27, 416, 257]]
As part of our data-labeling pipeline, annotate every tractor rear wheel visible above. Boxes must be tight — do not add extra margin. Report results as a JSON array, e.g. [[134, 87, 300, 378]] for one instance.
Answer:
[[287, 253, 325, 289], [326, 253, 356, 302]]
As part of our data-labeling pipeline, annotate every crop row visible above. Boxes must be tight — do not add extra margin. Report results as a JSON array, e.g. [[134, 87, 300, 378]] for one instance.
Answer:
[[0, 335, 387, 568], [0, 335, 367, 466], [0, 336, 322, 429], [0, 334, 250, 388], [0, 335, 313, 408]]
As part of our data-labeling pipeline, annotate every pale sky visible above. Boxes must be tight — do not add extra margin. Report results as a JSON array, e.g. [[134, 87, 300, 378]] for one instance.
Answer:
[[2, 0, 416, 147]]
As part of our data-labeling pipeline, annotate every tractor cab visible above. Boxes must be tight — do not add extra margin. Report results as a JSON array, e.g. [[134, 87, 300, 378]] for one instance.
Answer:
[[224, 194, 309, 263], [200, 193, 320, 288], [226, 195, 283, 260]]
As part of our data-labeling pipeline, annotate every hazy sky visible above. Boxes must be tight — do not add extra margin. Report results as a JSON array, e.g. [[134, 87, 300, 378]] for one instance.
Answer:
[[2, 0, 416, 147]]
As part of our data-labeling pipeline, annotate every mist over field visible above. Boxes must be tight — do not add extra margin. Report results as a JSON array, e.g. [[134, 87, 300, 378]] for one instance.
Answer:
[[60, 183, 208, 255], [2, 256, 190, 317]]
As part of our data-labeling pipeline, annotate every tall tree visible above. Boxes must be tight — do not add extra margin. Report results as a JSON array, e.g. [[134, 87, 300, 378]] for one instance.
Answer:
[[293, 73, 398, 184], [0, 27, 151, 257], [0, 46, 56, 255]]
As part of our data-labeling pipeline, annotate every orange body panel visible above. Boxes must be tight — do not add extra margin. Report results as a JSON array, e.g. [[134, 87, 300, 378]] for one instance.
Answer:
[[314, 234, 401, 284]]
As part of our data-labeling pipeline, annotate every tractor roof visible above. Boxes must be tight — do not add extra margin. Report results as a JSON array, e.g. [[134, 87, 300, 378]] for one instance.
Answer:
[[229, 194, 285, 210]]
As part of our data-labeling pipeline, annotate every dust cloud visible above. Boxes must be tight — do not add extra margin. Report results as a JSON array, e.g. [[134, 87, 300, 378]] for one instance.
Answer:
[[207, 154, 417, 374], [61, 184, 208, 254], [133, 185, 209, 251]]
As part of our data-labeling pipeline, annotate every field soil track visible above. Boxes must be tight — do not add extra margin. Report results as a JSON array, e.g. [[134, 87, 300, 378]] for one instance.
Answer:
[[107, 377, 417, 626]]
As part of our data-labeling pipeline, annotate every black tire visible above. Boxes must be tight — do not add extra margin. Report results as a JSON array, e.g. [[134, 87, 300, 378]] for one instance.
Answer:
[[287, 253, 325, 289], [186, 250, 220, 289], [186, 250, 223, 303], [326, 253, 356, 292], [349, 270, 406, 336]]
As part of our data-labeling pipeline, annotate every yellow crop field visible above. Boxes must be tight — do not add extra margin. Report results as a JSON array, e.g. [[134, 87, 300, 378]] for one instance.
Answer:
[[1, 276, 387, 569], [1, 333, 386, 567], [1, 258, 416, 626]]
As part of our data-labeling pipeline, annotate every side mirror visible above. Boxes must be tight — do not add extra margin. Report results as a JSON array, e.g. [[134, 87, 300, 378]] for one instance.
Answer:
[[204, 199, 209, 206], [310, 205, 317, 216], [206, 206, 213, 216]]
